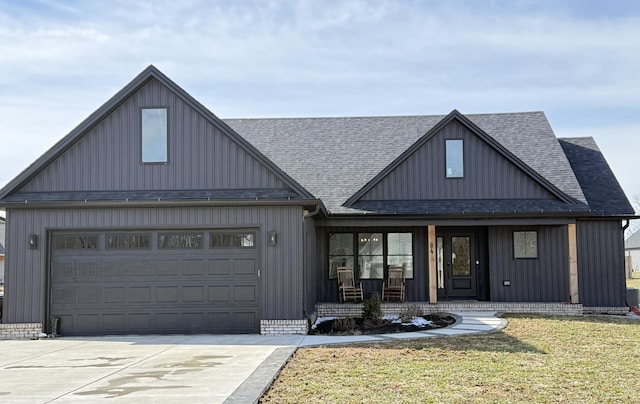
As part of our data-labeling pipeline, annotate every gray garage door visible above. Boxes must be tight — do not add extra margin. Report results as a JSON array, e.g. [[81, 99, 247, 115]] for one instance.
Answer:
[[49, 230, 261, 336]]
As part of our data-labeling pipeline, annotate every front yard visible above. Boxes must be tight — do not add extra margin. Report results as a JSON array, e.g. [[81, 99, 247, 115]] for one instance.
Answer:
[[261, 314, 640, 403]]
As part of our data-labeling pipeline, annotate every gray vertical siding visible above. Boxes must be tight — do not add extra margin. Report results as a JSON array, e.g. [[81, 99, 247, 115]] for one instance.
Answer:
[[362, 120, 554, 201], [576, 220, 626, 307], [303, 217, 317, 315], [19, 78, 285, 193], [488, 225, 569, 302], [3, 205, 304, 324]]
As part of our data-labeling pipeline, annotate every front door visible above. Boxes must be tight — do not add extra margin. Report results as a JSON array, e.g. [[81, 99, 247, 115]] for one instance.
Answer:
[[436, 231, 477, 299]]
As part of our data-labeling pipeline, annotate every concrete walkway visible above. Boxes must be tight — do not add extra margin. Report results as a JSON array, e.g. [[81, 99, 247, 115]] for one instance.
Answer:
[[0, 312, 505, 404]]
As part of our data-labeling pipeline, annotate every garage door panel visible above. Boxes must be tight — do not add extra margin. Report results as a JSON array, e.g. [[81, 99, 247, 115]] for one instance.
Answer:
[[184, 260, 206, 275], [233, 285, 257, 302], [78, 287, 101, 304], [208, 259, 231, 275], [78, 261, 101, 278], [50, 229, 261, 335], [234, 259, 256, 275], [76, 314, 99, 331], [208, 286, 230, 302], [183, 286, 205, 302], [103, 314, 125, 330], [105, 287, 126, 303], [129, 287, 151, 303], [52, 261, 75, 279]]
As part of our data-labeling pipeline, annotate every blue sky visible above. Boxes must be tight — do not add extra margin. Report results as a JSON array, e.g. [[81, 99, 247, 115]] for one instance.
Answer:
[[1, 0, 640, 208]]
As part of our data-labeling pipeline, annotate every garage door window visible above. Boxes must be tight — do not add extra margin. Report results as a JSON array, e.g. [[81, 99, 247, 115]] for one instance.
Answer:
[[159, 233, 203, 249], [211, 232, 255, 248], [107, 234, 150, 249], [53, 235, 98, 249]]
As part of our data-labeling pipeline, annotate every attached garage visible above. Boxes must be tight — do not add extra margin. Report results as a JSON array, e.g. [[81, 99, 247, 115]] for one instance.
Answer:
[[49, 229, 261, 335]]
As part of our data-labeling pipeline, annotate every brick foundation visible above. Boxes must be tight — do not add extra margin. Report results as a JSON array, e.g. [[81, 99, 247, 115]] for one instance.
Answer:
[[0, 323, 43, 340], [260, 319, 309, 335], [316, 302, 587, 317]]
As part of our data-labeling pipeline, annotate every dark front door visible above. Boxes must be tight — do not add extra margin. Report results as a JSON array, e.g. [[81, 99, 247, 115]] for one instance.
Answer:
[[437, 231, 477, 299]]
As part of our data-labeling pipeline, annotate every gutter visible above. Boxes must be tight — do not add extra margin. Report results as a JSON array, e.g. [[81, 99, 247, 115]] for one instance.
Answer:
[[0, 198, 321, 210]]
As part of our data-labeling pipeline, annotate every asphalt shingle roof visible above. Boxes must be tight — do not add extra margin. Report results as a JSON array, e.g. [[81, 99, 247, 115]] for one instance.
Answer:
[[559, 137, 634, 216], [225, 112, 587, 214]]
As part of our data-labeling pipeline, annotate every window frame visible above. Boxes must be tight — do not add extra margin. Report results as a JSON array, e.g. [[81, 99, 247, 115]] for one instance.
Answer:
[[141, 107, 169, 164], [327, 232, 414, 280], [158, 232, 204, 250], [106, 233, 151, 250], [210, 231, 257, 249], [513, 230, 538, 259], [445, 138, 464, 178]]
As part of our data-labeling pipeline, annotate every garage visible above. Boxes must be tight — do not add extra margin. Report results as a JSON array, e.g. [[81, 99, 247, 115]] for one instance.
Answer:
[[49, 229, 261, 335]]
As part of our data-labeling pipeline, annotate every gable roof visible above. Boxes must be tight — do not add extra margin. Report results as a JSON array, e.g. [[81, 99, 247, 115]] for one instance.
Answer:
[[226, 111, 589, 214], [0, 66, 315, 204], [626, 229, 640, 249], [559, 137, 634, 216], [344, 110, 579, 209]]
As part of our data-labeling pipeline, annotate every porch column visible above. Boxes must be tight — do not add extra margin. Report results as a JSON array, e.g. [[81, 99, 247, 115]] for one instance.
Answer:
[[428, 225, 437, 304], [568, 223, 579, 304]]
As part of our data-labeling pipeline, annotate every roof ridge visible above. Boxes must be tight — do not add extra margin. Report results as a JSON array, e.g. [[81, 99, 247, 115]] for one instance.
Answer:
[[223, 111, 545, 121]]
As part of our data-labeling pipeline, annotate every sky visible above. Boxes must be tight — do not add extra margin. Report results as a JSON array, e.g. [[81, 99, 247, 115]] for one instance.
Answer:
[[1, 0, 640, 211]]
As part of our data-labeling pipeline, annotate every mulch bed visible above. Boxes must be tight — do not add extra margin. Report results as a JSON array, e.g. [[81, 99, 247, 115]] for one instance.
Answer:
[[310, 314, 456, 335]]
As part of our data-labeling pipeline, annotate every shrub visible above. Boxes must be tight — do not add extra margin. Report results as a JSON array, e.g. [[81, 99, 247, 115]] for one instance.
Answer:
[[399, 304, 423, 322], [331, 317, 358, 333], [362, 296, 382, 321]]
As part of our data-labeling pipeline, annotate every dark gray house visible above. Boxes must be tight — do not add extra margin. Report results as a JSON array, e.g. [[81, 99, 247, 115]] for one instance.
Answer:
[[0, 66, 634, 336]]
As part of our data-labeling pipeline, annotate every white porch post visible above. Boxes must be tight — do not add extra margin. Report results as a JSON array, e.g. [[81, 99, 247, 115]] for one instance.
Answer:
[[428, 225, 437, 304], [568, 223, 579, 304]]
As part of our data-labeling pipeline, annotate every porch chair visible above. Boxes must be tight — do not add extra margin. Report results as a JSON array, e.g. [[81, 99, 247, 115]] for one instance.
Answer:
[[337, 267, 364, 303], [382, 265, 405, 302]]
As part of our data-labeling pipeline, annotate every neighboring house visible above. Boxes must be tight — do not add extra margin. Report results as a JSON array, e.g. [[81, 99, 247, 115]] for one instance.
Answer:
[[0, 66, 635, 336], [625, 229, 640, 273]]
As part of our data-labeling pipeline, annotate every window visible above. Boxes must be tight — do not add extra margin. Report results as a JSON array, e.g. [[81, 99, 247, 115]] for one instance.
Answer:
[[445, 139, 464, 178], [328, 232, 414, 280], [141, 108, 168, 163], [358, 233, 383, 279], [513, 231, 537, 259], [159, 232, 203, 249], [329, 233, 354, 279], [53, 235, 98, 249], [107, 234, 150, 249], [387, 233, 413, 279], [211, 232, 255, 248]]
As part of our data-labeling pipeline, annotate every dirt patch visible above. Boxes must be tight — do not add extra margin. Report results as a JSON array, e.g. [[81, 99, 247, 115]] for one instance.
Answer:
[[310, 314, 456, 335]]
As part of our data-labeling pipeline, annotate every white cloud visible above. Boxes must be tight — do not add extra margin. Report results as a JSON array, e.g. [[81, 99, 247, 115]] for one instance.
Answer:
[[0, 0, 639, 199]]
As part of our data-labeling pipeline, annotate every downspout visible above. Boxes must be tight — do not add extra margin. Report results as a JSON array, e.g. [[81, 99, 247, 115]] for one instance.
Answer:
[[302, 202, 322, 322], [623, 220, 630, 231]]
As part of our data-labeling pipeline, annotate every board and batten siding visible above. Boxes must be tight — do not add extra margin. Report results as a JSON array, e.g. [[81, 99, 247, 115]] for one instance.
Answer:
[[361, 120, 556, 201], [576, 220, 626, 307], [3, 206, 304, 324], [488, 225, 569, 302], [19, 78, 285, 193]]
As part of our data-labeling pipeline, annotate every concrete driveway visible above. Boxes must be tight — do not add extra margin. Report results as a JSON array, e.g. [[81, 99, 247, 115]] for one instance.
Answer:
[[0, 334, 303, 403]]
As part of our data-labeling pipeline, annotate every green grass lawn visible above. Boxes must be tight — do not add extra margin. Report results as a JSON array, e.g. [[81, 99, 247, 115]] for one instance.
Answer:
[[261, 315, 640, 403], [628, 277, 640, 290]]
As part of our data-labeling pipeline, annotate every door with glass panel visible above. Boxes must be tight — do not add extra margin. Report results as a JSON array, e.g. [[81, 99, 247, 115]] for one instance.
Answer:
[[436, 232, 477, 299]]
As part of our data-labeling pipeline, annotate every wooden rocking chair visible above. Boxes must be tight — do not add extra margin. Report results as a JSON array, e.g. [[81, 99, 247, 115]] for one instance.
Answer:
[[337, 267, 364, 303], [382, 265, 405, 302]]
